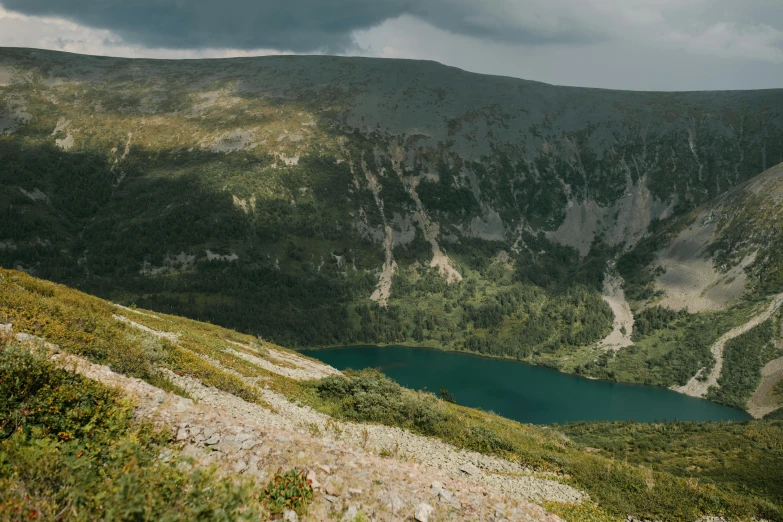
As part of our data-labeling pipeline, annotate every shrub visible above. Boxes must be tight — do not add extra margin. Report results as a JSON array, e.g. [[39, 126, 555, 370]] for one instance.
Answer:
[[260, 468, 314, 516], [439, 386, 456, 403], [314, 370, 447, 431], [0, 340, 262, 520]]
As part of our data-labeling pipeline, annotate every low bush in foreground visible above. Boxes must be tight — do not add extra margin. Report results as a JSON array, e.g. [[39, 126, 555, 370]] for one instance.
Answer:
[[260, 468, 314, 516], [0, 341, 261, 521]]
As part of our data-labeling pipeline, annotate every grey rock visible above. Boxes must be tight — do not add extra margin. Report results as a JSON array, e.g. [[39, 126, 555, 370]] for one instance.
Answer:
[[158, 449, 174, 462], [180, 445, 200, 458], [217, 439, 241, 453], [282, 509, 298, 522], [460, 462, 480, 477], [439, 488, 454, 503], [388, 492, 406, 513], [341, 505, 359, 522], [306, 469, 320, 489], [204, 434, 221, 445], [325, 480, 341, 496], [414, 502, 433, 522]]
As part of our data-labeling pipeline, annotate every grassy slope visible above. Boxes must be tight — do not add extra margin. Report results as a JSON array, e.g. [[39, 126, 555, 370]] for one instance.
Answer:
[[1, 268, 781, 521]]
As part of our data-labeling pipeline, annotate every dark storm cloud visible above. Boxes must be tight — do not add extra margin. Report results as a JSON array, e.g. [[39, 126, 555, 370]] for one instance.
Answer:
[[0, 0, 602, 52]]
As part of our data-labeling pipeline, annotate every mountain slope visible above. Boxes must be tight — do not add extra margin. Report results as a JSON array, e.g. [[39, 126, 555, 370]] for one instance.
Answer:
[[614, 161, 783, 414], [2, 268, 782, 521], [1, 47, 783, 405]]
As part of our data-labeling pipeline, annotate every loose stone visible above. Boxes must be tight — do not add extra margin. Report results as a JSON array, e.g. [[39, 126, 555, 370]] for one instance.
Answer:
[[414, 502, 434, 522]]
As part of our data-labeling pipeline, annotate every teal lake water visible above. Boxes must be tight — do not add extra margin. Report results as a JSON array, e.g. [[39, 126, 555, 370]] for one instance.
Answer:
[[301, 346, 751, 425]]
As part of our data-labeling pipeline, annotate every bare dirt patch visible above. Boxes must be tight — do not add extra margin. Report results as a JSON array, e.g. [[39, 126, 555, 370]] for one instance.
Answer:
[[370, 225, 397, 306], [748, 355, 783, 418], [654, 214, 753, 313], [597, 272, 634, 351]]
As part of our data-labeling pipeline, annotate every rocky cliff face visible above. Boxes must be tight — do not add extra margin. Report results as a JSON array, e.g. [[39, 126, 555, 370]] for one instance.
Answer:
[[2, 48, 780, 258]]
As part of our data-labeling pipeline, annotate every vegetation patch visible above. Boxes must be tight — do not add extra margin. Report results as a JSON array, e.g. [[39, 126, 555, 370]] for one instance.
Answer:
[[0, 340, 261, 520], [260, 468, 314, 517], [560, 420, 783, 510], [707, 313, 783, 409]]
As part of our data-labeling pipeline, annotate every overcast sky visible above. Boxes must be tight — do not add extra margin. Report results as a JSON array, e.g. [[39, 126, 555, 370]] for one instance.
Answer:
[[1, 0, 782, 91]]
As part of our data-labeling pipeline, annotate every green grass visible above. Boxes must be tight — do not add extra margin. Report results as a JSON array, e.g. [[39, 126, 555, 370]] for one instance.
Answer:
[[560, 420, 783, 508]]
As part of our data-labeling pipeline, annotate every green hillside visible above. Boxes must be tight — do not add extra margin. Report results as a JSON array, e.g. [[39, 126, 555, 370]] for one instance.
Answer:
[[2, 48, 783, 414]]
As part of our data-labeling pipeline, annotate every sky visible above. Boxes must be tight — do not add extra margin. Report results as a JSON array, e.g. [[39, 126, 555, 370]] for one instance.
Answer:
[[0, 0, 781, 91]]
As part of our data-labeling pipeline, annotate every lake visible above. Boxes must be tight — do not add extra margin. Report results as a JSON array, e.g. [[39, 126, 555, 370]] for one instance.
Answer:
[[301, 345, 751, 425]]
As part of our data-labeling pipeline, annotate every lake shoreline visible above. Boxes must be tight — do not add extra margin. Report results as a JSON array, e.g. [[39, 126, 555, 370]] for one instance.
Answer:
[[300, 344, 752, 425], [298, 342, 752, 417]]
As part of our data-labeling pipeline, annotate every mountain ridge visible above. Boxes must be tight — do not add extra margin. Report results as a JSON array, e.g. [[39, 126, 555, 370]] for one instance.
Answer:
[[1, 47, 783, 416]]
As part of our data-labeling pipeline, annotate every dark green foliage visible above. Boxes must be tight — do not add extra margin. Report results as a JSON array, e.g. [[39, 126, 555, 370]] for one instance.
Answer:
[[439, 386, 456, 403], [707, 314, 783, 409], [0, 344, 127, 443], [0, 139, 115, 220], [515, 232, 581, 290], [315, 371, 449, 430], [313, 370, 511, 454], [561, 420, 783, 511], [616, 218, 677, 302], [456, 283, 613, 359], [447, 238, 507, 274], [260, 468, 314, 516], [514, 232, 614, 292], [416, 175, 479, 215], [632, 307, 688, 340], [579, 309, 752, 387]]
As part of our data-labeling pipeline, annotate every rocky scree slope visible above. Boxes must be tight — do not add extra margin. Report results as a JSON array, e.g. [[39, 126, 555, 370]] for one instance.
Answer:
[[1, 48, 782, 401]]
